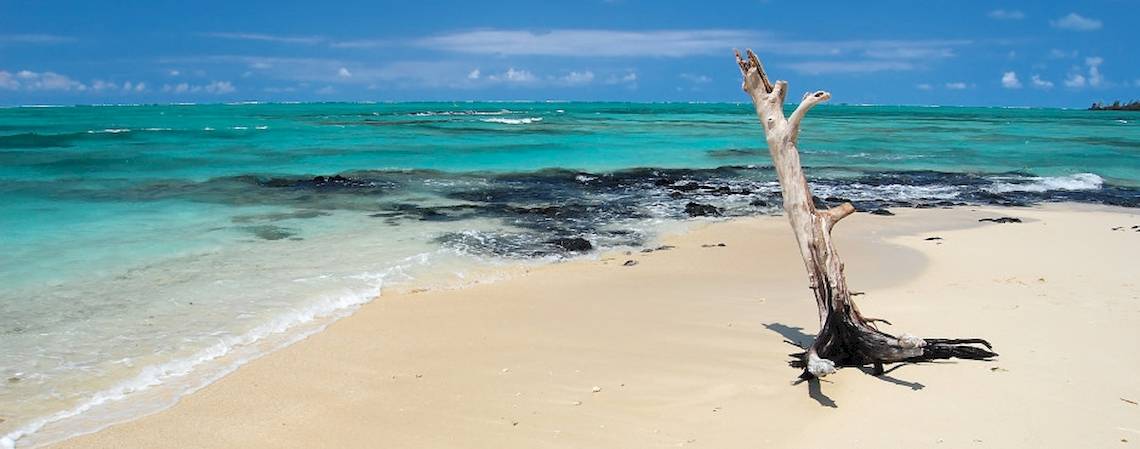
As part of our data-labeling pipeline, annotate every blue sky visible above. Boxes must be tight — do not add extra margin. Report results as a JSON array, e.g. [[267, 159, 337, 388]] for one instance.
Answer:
[[1, 0, 1136, 106]]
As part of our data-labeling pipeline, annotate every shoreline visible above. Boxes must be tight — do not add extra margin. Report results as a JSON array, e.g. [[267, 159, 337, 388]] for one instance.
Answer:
[[20, 203, 1140, 448]]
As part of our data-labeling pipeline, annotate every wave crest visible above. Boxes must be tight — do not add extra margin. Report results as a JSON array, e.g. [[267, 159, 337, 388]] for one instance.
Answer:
[[985, 173, 1104, 193]]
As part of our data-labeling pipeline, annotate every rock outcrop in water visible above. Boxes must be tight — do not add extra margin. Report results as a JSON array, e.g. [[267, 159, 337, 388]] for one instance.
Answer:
[[546, 237, 593, 252], [1089, 100, 1140, 111], [684, 202, 723, 217]]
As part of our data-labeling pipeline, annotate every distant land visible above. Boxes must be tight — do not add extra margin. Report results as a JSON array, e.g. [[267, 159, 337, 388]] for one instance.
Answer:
[[1088, 100, 1140, 111]]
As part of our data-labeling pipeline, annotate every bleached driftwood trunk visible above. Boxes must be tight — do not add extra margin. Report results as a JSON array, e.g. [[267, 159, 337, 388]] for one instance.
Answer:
[[734, 50, 996, 379]]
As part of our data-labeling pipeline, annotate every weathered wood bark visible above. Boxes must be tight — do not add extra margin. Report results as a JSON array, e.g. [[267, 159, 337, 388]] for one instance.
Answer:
[[734, 49, 997, 379]]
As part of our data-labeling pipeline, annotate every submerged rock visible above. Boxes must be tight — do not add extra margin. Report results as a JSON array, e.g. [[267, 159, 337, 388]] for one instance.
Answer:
[[979, 217, 1022, 224], [684, 202, 722, 217], [245, 225, 297, 240], [547, 237, 593, 252], [261, 174, 375, 189]]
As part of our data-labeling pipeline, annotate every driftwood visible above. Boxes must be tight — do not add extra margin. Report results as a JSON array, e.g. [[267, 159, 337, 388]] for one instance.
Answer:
[[734, 49, 997, 379]]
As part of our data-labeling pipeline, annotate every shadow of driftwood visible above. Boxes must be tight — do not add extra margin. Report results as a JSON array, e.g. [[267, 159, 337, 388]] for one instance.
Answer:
[[806, 378, 837, 407], [858, 366, 925, 390], [768, 324, 839, 407], [766, 322, 927, 404], [791, 376, 837, 407], [762, 322, 814, 349]]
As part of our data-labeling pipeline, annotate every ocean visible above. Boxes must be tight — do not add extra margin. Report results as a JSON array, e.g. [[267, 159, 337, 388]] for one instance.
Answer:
[[1, 102, 1138, 447]]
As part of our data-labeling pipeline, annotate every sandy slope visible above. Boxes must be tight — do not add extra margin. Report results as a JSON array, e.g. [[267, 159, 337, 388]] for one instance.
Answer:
[[49, 204, 1140, 449]]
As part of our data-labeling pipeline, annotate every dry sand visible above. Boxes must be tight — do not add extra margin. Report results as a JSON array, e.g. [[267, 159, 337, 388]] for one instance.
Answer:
[[49, 204, 1140, 449]]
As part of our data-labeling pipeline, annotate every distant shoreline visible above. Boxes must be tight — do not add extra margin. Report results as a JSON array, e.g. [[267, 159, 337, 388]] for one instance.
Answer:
[[1088, 100, 1140, 111]]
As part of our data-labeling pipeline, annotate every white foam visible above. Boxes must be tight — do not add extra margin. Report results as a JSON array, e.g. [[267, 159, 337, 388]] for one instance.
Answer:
[[0, 249, 450, 449], [812, 183, 962, 201], [0, 282, 380, 448], [85, 128, 130, 134], [481, 117, 543, 125], [985, 173, 1104, 193], [409, 109, 514, 117]]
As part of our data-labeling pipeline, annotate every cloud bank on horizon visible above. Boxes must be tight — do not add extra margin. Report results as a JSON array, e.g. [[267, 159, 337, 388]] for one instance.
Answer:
[[0, 0, 1136, 106]]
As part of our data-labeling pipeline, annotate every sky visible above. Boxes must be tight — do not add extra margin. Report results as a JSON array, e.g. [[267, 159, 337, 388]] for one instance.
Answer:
[[1, 0, 1137, 107]]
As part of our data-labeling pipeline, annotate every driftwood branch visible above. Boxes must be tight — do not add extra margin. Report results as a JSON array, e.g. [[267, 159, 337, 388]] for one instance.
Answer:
[[734, 49, 997, 379]]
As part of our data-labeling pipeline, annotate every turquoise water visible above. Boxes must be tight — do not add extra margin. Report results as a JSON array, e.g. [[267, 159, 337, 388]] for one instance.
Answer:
[[1, 102, 1138, 447]]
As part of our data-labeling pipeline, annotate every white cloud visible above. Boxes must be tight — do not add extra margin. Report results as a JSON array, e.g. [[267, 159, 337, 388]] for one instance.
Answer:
[[1064, 57, 1106, 89], [0, 34, 74, 44], [1064, 73, 1085, 88], [1085, 57, 1104, 87], [337, 67, 352, 78], [0, 70, 86, 91], [91, 79, 117, 91], [168, 69, 181, 76], [987, 9, 1025, 20], [1030, 75, 1054, 89], [604, 72, 638, 85], [1001, 71, 1022, 89], [488, 68, 536, 83], [90, 79, 147, 93], [765, 39, 969, 61], [0, 72, 20, 90], [315, 85, 336, 94], [1050, 13, 1102, 31], [417, 29, 971, 68], [556, 71, 595, 85], [417, 29, 757, 57], [200, 32, 325, 45], [680, 73, 712, 84], [862, 47, 955, 60], [786, 60, 914, 75], [329, 39, 389, 49], [204, 81, 235, 94], [945, 82, 968, 90], [915, 83, 932, 90], [467, 69, 480, 80], [1048, 49, 1078, 59], [161, 81, 235, 94]]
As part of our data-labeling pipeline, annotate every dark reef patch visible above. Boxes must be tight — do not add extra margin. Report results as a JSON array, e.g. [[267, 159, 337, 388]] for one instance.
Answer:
[[685, 202, 723, 217], [707, 148, 767, 158], [244, 225, 297, 241], [33, 164, 1140, 259], [0, 132, 80, 149], [547, 237, 593, 252]]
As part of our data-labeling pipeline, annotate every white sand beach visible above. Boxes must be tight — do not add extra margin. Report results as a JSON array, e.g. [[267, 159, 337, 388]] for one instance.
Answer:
[[46, 204, 1140, 449]]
